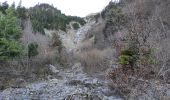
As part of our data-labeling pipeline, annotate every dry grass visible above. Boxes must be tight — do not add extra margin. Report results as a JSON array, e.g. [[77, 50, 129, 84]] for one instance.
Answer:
[[77, 48, 114, 73], [76, 35, 95, 52], [107, 66, 169, 99], [0, 58, 56, 90]]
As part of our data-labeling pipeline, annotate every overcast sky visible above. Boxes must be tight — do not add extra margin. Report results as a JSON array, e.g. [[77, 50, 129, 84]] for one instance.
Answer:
[[1, 0, 113, 17]]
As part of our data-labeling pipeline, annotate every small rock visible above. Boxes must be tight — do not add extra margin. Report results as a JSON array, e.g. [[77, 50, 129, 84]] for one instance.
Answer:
[[66, 80, 82, 86], [166, 89, 170, 96], [93, 79, 98, 84], [49, 79, 59, 84], [49, 64, 60, 74], [64, 93, 102, 100], [72, 63, 81, 70], [102, 88, 116, 96]]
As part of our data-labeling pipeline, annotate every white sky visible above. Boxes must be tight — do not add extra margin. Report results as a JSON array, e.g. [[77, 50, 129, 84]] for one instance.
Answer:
[[0, 0, 113, 17]]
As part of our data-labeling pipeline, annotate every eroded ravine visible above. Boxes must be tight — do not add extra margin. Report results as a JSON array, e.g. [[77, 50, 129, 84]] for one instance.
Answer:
[[0, 21, 123, 100]]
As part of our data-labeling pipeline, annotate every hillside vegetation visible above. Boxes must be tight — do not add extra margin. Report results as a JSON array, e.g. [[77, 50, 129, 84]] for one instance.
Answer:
[[0, 7, 22, 60], [0, 2, 85, 60], [29, 4, 85, 33], [0, 0, 170, 99], [80, 0, 170, 99], [0, 2, 85, 90]]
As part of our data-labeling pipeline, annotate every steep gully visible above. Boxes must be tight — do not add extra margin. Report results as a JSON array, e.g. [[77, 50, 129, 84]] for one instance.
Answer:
[[0, 21, 123, 100]]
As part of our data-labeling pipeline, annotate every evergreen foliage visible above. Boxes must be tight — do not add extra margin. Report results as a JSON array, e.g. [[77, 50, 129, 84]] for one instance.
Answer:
[[16, 6, 27, 20], [0, 7, 22, 60], [72, 23, 80, 30], [29, 3, 86, 34], [119, 49, 138, 67], [28, 42, 39, 58], [0, 1, 9, 14]]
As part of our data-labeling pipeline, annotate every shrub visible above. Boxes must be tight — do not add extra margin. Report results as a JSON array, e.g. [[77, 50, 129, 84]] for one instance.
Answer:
[[119, 55, 133, 65], [72, 23, 80, 30], [118, 49, 138, 68], [0, 7, 22, 60], [51, 33, 63, 53], [78, 48, 113, 73], [28, 42, 39, 58]]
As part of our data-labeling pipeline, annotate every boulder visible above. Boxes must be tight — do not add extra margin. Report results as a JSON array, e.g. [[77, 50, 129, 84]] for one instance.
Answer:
[[49, 64, 60, 74], [64, 93, 102, 100]]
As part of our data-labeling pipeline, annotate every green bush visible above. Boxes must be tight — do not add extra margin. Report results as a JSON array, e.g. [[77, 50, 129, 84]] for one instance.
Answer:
[[118, 49, 138, 67], [118, 44, 154, 70], [119, 55, 133, 65], [28, 42, 39, 58], [72, 23, 80, 30], [121, 50, 135, 56], [0, 7, 22, 60], [0, 1, 9, 14]]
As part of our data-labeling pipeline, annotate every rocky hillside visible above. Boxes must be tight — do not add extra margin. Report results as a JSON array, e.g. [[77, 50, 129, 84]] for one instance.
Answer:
[[0, 0, 170, 100], [82, 0, 170, 99]]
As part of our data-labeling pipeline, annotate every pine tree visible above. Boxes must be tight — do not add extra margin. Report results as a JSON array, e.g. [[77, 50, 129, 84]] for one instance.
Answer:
[[0, 7, 22, 60]]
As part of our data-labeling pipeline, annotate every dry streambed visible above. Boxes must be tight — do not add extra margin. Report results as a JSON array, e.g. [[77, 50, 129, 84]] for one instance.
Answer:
[[0, 63, 122, 100]]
